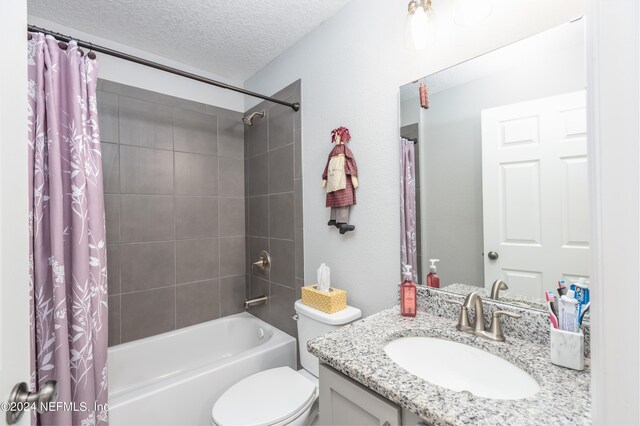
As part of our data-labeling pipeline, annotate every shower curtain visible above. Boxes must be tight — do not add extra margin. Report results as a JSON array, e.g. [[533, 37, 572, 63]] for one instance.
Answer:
[[400, 138, 418, 282], [27, 33, 108, 425]]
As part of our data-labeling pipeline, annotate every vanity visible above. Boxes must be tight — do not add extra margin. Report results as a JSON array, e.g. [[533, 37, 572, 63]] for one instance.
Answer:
[[309, 288, 591, 425]]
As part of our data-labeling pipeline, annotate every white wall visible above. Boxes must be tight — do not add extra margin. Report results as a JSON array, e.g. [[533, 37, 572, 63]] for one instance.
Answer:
[[588, 0, 640, 423], [27, 16, 246, 112], [245, 0, 583, 316], [0, 0, 30, 410]]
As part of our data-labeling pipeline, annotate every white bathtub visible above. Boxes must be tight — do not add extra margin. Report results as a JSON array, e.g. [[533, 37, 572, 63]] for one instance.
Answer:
[[108, 312, 297, 426]]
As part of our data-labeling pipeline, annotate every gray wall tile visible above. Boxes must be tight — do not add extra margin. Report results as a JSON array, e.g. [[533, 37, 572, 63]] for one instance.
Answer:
[[294, 128, 302, 179], [173, 108, 218, 155], [249, 196, 269, 237], [220, 237, 245, 277], [269, 283, 297, 337], [104, 194, 120, 244], [101, 143, 120, 193], [97, 91, 119, 143], [269, 145, 294, 193], [219, 157, 244, 197], [269, 193, 294, 240], [295, 229, 304, 280], [107, 245, 120, 295], [294, 179, 304, 229], [108, 295, 121, 346], [219, 117, 244, 160], [247, 153, 268, 196], [268, 104, 294, 150], [175, 197, 218, 239], [176, 238, 219, 284], [176, 280, 220, 328], [247, 275, 269, 321], [269, 239, 295, 288], [248, 237, 270, 278], [119, 145, 173, 194], [119, 96, 173, 150], [103, 79, 247, 346], [219, 198, 244, 237], [121, 287, 175, 342], [220, 275, 246, 316], [245, 109, 268, 158], [120, 242, 175, 292], [120, 195, 174, 242], [175, 152, 218, 196]]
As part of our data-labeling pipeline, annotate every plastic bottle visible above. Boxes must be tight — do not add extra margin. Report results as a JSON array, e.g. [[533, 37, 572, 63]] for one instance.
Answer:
[[400, 264, 417, 317], [426, 259, 440, 288]]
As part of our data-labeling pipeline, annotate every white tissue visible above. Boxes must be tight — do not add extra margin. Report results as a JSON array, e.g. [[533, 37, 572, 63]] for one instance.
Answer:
[[316, 263, 331, 292]]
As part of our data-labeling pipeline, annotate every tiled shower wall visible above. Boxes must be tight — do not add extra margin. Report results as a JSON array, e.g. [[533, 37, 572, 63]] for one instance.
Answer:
[[245, 80, 303, 338], [98, 80, 246, 346]]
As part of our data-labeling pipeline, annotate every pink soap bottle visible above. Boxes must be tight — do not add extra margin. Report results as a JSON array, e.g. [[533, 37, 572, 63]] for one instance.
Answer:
[[400, 264, 416, 317], [426, 259, 440, 288]]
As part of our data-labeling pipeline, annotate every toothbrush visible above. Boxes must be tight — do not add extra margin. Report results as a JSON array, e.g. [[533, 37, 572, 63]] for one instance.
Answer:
[[579, 302, 590, 326], [545, 291, 559, 329]]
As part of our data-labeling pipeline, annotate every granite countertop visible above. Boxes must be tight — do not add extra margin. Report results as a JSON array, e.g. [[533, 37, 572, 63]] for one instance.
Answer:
[[442, 283, 547, 311], [308, 308, 591, 425]]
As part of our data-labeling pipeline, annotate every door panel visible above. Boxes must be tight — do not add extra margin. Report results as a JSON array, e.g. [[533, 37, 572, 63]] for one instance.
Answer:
[[482, 91, 588, 299]]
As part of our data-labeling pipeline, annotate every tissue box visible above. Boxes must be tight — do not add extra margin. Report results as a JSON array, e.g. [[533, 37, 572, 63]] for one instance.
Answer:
[[301, 285, 347, 314]]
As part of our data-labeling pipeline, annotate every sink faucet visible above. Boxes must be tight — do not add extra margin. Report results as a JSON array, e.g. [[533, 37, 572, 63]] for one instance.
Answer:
[[447, 292, 522, 342], [490, 280, 508, 301]]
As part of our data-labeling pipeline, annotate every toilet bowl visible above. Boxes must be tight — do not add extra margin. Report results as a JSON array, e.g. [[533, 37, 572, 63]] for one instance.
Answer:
[[211, 300, 361, 426]]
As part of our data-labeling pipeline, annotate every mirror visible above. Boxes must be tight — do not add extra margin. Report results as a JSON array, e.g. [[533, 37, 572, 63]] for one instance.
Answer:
[[399, 21, 588, 311]]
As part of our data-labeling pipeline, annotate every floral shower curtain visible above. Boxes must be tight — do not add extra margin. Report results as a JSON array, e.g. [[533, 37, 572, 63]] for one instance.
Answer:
[[400, 138, 418, 282], [27, 33, 108, 425]]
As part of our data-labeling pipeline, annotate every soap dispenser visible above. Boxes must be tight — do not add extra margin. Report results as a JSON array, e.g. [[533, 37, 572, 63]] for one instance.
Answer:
[[427, 259, 440, 288], [400, 264, 417, 317]]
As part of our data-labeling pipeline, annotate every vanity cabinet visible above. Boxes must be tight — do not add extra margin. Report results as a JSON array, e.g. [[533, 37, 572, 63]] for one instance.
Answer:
[[319, 363, 424, 426]]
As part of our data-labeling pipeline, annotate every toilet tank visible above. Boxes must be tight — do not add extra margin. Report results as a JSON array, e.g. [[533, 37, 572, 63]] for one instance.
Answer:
[[294, 300, 362, 377]]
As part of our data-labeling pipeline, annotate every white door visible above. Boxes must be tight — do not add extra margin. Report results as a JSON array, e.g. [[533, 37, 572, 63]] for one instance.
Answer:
[[0, 1, 32, 425], [481, 91, 589, 299]]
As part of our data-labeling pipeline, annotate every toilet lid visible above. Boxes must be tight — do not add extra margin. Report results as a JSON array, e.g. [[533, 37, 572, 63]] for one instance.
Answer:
[[212, 367, 316, 426]]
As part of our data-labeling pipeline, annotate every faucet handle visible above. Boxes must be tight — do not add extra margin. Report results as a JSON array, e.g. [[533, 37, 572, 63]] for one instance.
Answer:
[[493, 310, 522, 319], [445, 299, 473, 333], [486, 310, 522, 342], [444, 299, 462, 306]]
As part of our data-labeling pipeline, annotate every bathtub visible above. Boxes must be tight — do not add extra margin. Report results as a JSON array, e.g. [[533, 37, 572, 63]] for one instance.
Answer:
[[108, 312, 297, 426]]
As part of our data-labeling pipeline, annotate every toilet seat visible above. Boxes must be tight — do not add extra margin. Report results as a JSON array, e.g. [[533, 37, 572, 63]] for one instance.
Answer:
[[212, 367, 317, 426]]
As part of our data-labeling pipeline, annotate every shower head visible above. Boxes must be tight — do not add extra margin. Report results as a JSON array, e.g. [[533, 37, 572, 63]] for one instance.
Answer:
[[242, 110, 265, 126]]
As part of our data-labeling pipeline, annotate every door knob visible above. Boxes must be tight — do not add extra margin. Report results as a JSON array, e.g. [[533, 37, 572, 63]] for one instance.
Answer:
[[5, 380, 58, 424], [487, 251, 499, 260]]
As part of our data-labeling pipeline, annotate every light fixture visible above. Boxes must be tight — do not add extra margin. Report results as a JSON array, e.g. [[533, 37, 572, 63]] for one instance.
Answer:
[[404, 0, 437, 51], [453, 0, 493, 26]]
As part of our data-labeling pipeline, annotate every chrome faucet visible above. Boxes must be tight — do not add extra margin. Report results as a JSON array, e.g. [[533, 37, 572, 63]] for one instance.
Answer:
[[490, 279, 508, 301], [447, 292, 522, 342]]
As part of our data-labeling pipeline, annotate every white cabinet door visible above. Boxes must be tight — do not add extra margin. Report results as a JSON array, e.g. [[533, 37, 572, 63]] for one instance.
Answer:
[[319, 364, 401, 426], [0, 2, 31, 425], [481, 91, 589, 299]]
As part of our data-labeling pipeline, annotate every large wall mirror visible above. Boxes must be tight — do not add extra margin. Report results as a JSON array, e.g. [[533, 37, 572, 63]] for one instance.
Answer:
[[399, 20, 588, 311]]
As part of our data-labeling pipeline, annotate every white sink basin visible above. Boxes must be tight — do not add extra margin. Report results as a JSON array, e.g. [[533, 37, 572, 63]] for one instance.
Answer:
[[384, 337, 540, 400]]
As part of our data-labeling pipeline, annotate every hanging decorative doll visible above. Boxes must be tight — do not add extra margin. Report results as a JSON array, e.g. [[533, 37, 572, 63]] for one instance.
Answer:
[[322, 126, 358, 234]]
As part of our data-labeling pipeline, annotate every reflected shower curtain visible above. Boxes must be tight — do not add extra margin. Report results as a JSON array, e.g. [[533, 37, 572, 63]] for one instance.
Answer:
[[400, 138, 418, 282], [27, 33, 108, 425]]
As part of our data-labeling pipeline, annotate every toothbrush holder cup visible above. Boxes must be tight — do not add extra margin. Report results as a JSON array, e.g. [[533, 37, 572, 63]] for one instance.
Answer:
[[549, 326, 584, 371]]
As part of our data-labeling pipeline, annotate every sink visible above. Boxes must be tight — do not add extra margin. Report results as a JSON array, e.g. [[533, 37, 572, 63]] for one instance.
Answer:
[[384, 337, 540, 400]]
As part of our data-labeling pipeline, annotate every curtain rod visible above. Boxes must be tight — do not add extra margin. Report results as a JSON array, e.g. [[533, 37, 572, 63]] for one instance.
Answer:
[[27, 25, 300, 112]]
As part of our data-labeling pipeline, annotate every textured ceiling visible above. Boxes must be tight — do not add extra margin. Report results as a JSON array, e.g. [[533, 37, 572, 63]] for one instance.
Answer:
[[28, 0, 353, 80]]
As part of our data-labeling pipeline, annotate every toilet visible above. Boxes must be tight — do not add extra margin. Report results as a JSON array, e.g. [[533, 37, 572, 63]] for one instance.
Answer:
[[211, 300, 362, 426]]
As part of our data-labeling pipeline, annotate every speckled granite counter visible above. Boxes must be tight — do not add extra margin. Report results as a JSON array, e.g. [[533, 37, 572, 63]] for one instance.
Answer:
[[308, 308, 591, 425]]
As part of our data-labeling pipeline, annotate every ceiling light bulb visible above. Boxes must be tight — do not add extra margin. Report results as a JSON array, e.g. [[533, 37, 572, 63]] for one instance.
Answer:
[[454, 0, 493, 26], [404, 0, 437, 51]]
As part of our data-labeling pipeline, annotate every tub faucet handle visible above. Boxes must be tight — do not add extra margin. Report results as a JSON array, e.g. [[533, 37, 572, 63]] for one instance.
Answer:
[[251, 250, 271, 275]]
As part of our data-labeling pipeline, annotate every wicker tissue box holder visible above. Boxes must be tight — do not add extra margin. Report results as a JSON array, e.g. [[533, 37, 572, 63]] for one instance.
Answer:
[[301, 284, 347, 314]]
